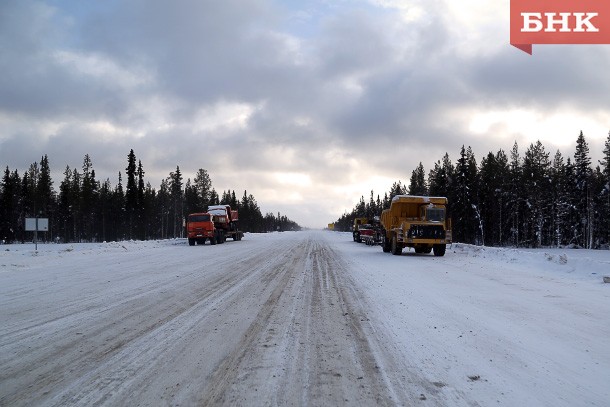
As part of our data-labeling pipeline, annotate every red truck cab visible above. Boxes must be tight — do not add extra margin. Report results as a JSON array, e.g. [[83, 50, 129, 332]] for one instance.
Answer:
[[186, 212, 219, 246]]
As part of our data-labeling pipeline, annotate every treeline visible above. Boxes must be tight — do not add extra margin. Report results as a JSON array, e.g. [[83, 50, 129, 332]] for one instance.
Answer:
[[0, 149, 301, 243], [334, 131, 610, 249]]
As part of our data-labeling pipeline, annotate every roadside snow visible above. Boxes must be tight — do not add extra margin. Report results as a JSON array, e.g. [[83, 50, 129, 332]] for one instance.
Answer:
[[328, 233, 610, 406], [1, 232, 609, 406]]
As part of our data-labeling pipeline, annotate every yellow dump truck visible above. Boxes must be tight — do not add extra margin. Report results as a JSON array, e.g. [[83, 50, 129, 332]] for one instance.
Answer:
[[380, 195, 452, 256]]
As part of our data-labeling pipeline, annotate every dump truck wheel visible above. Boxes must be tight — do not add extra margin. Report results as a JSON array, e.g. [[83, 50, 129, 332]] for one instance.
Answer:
[[391, 234, 402, 255], [433, 244, 446, 256], [188, 238, 195, 246], [382, 233, 391, 253]]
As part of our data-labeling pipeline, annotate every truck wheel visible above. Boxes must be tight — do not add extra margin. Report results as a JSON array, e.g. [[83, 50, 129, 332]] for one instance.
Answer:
[[382, 233, 391, 253], [210, 236, 216, 245], [188, 238, 195, 246], [391, 234, 402, 256], [433, 244, 446, 257]]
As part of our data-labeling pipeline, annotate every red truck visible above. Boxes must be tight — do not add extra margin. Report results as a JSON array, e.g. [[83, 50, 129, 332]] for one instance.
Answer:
[[186, 205, 243, 246]]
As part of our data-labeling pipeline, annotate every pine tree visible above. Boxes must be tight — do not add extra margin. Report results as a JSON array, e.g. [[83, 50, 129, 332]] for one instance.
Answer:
[[209, 188, 219, 206], [230, 190, 238, 209], [479, 150, 509, 246], [428, 154, 453, 197], [506, 142, 523, 246], [70, 168, 82, 242], [157, 178, 170, 239], [125, 150, 138, 239], [168, 166, 183, 238], [590, 166, 606, 248], [550, 151, 569, 246], [598, 131, 610, 246], [573, 131, 592, 248], [387, 181, 406, 205], [37, 155, 54, 228], [112, 171, 128, 240], [522, 141, 551, 247], [143, 182, 156, 240], [367, 190, 377, 219], [194, 169, 212, 210], [136, 160, 146, 239], [408, 162, 428, 195], [1, 167, 20, 243], [452, 146, 479, 243], [98, 179, 112, 242], [81, 154, 97, 241]]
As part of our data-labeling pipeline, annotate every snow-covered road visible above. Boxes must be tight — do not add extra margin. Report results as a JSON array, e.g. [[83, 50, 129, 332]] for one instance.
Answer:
[[1, 231, 609, 406]]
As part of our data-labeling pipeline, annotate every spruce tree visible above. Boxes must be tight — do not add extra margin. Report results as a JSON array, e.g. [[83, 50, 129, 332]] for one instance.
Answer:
[[81, 154, 97, 241], [408, 162, 428, 195], [114, 172, 125, 240], [550, 151, 569, 246], [522, 141, 551, 246], [506, 142, 523, 246], [194, 169, 212, 209], [479, 150, 509, 246], [1, 167, 19, 243], [98, 179, 112, 242], [451, 146, 480, 244], [599, 131, 610, 246], [573, 131, 592, 247], [157, 178, 170, 239], [428, 156, 451, 197], [125, 150, 138, 239], [168, 166, 183, 238], [37, 155, 54, 229], [136, 160, 146, 239]]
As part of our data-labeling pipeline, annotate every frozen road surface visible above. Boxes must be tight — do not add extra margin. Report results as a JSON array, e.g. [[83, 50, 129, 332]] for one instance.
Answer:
[[1, 231, 609, 406]]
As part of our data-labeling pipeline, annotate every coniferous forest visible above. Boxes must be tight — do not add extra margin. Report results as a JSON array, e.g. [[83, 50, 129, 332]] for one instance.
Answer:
[[334, 131, 610, 249], [0, 149, 301, 243]]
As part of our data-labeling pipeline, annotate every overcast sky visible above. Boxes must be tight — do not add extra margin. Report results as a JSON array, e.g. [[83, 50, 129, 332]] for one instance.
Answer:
[[1, 0, 609, 228]]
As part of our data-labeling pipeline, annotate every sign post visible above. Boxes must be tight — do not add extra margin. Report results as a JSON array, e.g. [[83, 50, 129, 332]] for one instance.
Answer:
[[25, 217, 49, 250]]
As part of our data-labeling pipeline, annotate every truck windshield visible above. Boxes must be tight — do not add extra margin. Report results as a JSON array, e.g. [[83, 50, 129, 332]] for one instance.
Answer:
[[427, 208, 445, 222], [189, 215, 210, 222]]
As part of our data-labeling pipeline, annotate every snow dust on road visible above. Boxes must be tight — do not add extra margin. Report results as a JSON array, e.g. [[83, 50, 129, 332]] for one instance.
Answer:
[[1, 230, 609, 406]]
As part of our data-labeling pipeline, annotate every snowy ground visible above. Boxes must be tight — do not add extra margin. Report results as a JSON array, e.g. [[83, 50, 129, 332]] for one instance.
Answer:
[[1, 231, 609, 406]]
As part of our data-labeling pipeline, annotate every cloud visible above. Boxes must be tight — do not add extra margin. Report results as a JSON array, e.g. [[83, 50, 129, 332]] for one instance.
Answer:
[[1, 0, 609, 228]]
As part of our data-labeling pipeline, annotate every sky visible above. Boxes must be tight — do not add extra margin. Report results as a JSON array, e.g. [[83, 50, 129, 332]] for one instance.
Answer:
[[1, 0, 609, 229]]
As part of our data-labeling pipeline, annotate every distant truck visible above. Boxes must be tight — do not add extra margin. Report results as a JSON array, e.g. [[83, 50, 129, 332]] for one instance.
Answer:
[[358, 217, 383, 246], [380, 195, 452, 256], [186, 205, 243, 246], [352, 217, 369, 242]]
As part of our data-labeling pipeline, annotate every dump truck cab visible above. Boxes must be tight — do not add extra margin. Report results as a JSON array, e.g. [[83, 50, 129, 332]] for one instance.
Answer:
[[352, 217, 369, 242], [380, 195, 452, 256], [186, 212, 217, 246]]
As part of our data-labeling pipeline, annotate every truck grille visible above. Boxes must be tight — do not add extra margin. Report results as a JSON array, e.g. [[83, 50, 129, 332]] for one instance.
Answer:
[[407, 225, 445, 239]]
